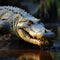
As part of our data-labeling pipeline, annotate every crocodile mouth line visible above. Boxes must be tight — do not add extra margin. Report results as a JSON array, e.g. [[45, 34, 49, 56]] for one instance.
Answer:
[[19, 27, 42, 40], [17, 27, 47, 46], [17, 27, 53, 47]]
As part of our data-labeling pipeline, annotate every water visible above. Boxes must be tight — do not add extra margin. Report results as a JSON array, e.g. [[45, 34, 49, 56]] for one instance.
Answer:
[[0, 49, 60, 60], [0, 26, 60, 60]]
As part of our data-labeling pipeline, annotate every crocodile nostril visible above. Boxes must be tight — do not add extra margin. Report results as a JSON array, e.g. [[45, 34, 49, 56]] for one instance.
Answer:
[[45, 40, 49, 45], [45, 42, 48, 45]]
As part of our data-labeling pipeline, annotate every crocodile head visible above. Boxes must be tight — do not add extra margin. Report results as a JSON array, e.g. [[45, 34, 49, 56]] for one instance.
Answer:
[[17, 17, 54, 47], [0, 6, 54, 47]]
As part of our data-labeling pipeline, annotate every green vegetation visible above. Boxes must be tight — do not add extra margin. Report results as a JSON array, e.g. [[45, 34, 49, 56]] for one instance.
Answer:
[[46, 0, 52, 9], [56, 0, 60, 8], [55, 0, 60, 12]]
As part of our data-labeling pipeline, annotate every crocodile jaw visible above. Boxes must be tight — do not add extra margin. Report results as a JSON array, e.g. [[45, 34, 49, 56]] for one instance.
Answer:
[[17, 19, 46, 46]]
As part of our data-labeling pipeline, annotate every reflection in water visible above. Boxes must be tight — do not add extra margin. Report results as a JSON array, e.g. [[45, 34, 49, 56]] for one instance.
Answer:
[[17, 50, 53, 60], [18, 53, 39, 60], [0, 49, 60, 60]]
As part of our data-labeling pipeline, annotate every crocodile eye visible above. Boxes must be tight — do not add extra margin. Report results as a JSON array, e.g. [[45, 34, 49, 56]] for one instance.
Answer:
[[28, 20, 34, 24], [27, 23, 32, 26], [26, 20, 34, 26]]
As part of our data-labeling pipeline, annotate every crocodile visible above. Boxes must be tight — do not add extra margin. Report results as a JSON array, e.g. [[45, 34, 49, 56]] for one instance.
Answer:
[[0, 6, 54, 47]]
